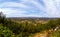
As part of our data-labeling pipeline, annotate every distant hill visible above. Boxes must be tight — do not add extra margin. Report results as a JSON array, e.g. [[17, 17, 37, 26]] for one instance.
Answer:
[[7, 17, 59, 21]]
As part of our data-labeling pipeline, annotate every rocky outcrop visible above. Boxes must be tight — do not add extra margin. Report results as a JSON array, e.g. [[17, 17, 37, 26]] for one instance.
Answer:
[[54, 25, 60, 32]]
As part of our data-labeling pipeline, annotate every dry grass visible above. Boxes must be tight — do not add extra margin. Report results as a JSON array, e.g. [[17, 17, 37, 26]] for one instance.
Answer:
[[33, 29, 53, 37]]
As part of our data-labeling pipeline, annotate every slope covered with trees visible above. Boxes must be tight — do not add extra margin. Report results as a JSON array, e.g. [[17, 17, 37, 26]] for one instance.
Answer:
[[0, 12, 60, 37]]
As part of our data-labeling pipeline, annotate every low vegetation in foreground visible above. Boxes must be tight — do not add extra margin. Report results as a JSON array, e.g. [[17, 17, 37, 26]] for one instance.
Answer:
[[51, 29, 60, 37], [0, 16, 60, 37]]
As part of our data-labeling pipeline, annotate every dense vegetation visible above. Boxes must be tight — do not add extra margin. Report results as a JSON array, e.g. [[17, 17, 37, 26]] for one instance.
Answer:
[[51, 29, 60, 37], [0, 14, 60, 37]]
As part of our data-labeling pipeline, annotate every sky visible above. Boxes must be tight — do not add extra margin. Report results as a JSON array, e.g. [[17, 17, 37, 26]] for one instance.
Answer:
[[0, 0, 60, 17]]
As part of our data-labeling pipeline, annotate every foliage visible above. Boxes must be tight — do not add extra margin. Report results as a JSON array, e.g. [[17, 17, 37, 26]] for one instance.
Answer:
[[0, 24, 15, 37], [51, 30, 60, 37], [0, 14, 60, 37]]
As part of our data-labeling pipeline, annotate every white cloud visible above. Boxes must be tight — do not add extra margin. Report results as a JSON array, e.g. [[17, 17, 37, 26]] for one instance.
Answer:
[[0, 8, 28, 17], [0, 2, 30, 8], [42, 0, 60, 17], [19, 0, 45, 12], [0, 0, 60, 17], [31, 0, 45, 12], [23, 0, 60, 17]]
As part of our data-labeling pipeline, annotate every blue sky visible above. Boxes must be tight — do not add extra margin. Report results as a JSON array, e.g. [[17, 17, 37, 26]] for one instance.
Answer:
[[0, 0, 60, 17]]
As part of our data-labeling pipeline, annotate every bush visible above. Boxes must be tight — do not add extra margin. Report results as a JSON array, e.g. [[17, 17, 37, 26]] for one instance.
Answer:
[[1, 15, 60, 37], [51, 30, 60, 37], [0, 24, 15, 37]]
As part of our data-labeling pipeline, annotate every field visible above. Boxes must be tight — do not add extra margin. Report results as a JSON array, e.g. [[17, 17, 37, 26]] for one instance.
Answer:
[[0, 17, 60, 37]]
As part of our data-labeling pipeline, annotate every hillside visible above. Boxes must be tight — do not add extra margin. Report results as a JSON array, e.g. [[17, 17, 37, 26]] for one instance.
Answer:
[[8, 17, 58, 24], [0, 17, 60, 37], [8, 17, 58, 21]]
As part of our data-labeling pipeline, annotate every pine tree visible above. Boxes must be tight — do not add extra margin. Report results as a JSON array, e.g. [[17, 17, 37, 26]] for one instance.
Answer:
[[0, 11, 6, 24]]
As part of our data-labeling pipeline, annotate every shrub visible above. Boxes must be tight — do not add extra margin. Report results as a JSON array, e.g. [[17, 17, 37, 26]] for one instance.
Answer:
[[51, 30, 60, 37], [0, 24, 15, 37]]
